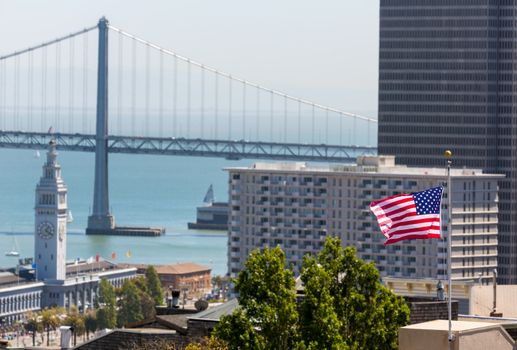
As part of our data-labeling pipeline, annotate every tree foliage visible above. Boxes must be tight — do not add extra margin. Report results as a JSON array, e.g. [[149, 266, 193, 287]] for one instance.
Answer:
[[145, 265, 164, 306], [299, 257, 344, 350], [40, 307, 62, 346], [214, 237, 410, 350], [302, 237, 409, 350], [25, 310, 42, 347], [96, 278, 117, 329], [185, 337, 228, 350], [117, 280, 144, 327], [84, 309, 98, 339], [64, 306, 85, 346], [140, 291, 157, 321], [214, 246, 300, 349]]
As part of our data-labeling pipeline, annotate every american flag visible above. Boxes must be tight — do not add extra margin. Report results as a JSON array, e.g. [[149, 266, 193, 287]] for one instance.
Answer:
[[369, 186, 443, 245]]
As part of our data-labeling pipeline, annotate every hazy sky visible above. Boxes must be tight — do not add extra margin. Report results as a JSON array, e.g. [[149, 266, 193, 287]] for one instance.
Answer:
[[0, 1, 380, 117]]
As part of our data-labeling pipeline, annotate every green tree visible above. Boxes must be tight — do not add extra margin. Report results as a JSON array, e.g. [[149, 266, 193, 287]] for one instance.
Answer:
[[64, 306, 85, 347], [84, 309, 97, 340], [117, 280, 144, 327], [25, 311, 42, 347], [132, 276, 149, 292], [214, 309, 265, 349], [299, 257, 345, 350], [97, 278, 116, 307], [214, 246, 300, 349], [40, 307, 62, 346], [213, 237, 410, 350], [302, 237, 409, 350], [140, 291, 157, 321], [126, 276, 156, 321], [96, 278, 117, 329], [145, 265, 164, 306]]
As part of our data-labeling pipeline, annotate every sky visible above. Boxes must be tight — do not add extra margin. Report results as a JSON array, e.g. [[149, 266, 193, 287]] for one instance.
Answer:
[[0, 1, 380, 118]]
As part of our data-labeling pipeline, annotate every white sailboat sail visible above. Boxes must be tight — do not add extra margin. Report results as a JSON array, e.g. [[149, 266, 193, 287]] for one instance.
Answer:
[[5, 237, 19, 257], [67, 210, 74, 223], [203, 184, 215, 205]]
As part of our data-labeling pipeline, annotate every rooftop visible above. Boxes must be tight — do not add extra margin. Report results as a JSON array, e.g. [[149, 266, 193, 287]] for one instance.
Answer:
[[65, 260, 119, 277], [120, 262, 211, 275], [225, 156, 504, 178], [189, 298, 239, 321], [403, 319, 500, 332], [0, 271, 35, 289], [154, 263, 211, 275]]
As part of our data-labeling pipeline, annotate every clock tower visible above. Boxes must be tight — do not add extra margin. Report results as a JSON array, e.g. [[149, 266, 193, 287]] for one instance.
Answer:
[[34, 139, 68, 281]]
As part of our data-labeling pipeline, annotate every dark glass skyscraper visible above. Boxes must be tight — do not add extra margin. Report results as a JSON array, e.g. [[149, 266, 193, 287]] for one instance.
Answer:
[[378, 0, 517, 283]]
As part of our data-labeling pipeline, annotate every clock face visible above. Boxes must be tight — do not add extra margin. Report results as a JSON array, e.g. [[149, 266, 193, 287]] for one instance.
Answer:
[[38, 221, 55, 240], [58, 223, 65, 241]]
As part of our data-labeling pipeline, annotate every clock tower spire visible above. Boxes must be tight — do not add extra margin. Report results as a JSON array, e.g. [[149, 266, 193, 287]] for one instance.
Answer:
[[34, 139, 68, 281]]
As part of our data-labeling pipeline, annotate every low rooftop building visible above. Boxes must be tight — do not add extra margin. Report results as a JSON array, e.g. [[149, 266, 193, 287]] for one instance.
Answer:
[[399, 319, 516, 350], [121, 263, 212, 300]]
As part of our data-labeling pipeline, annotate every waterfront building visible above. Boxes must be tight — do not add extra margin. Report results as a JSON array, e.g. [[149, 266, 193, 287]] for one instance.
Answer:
[[226, 156, 502, 282], [122, 263, 212, 299], [377, 0, 517, 283], [0, 140, 136, 325]]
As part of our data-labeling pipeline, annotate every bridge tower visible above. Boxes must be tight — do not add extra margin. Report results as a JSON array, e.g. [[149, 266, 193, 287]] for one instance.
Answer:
[[86, 17, 115, 233]]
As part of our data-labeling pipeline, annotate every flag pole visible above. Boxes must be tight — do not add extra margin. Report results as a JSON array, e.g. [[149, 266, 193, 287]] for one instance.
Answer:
[[445, 149, 454, 347]]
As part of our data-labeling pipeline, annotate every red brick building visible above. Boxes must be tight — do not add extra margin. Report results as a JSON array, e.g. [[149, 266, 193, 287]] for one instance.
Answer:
[[154, 263, 212, 298], [120, 263, 212, 299]]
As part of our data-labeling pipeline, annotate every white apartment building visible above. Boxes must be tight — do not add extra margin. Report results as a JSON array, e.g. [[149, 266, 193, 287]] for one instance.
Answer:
[[226, 156, 503, 283]]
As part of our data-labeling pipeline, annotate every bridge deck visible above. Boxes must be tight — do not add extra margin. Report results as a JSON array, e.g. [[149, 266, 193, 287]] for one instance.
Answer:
[[0, 131, 377, 163]]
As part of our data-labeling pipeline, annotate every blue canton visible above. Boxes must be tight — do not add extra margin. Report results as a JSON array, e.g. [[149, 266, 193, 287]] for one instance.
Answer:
[[412, 187, 443, 215]]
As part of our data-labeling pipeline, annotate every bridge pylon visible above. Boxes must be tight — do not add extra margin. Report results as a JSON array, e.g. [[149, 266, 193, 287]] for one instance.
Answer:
[[86, 17, 115, 233]]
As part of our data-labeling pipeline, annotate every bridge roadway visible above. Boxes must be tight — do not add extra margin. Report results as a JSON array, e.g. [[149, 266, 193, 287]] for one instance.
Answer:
[[0, 131, 377, 163]]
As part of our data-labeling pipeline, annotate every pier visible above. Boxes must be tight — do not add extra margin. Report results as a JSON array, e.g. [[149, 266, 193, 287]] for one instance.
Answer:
[[85, 226, 165, 237]]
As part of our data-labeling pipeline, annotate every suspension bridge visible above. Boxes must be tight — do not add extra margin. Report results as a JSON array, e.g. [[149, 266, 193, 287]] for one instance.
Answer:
[[0, 17, 377, 234]]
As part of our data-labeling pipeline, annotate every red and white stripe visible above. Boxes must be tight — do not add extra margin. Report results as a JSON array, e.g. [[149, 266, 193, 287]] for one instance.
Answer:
[[370, 193, 441, 245]]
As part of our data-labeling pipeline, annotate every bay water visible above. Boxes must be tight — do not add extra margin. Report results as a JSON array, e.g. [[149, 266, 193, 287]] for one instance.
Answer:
[[0, 148, 253, 276]]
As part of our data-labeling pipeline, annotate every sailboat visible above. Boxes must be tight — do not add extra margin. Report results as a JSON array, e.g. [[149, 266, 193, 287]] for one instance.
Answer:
[[67, 210, 74, 223], [5, 237, 19, 257], [203, 184, 215, 205], [188, 184, 228, 231], [34, 150, 40, 159]]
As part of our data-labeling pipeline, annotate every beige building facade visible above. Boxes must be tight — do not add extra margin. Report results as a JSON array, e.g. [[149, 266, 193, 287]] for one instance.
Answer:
[[226, 156, 503, 281], [399, 320, 516, 350]]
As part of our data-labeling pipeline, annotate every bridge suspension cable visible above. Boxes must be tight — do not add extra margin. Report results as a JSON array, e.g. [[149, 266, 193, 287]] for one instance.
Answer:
[[107, 24, 376, 124], [0, 19, 377, 150], [0, 25, 97, 61]]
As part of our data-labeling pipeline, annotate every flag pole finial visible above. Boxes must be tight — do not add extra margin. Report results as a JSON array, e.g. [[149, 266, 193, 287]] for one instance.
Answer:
[[444, 150, 452, 159]]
